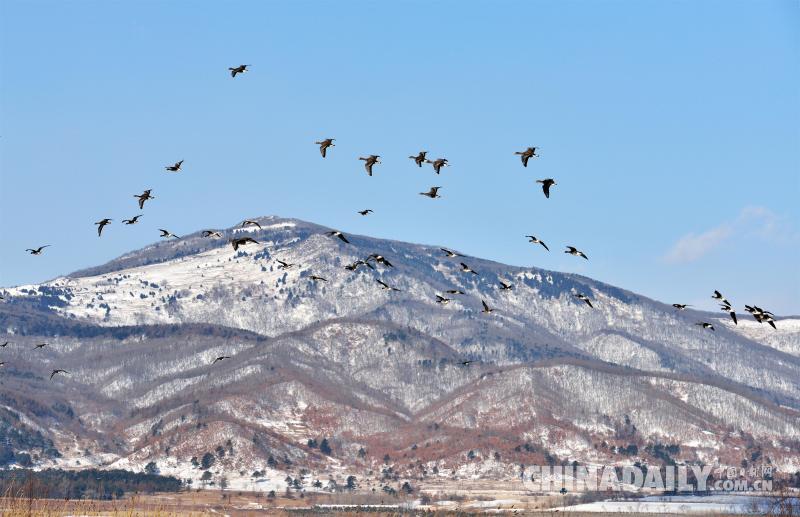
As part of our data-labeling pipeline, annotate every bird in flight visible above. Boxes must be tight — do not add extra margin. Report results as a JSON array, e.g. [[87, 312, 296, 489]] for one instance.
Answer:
[[276, 259, 297, 270], [745, 305, 777, 329], [672, 304, 691, 310], [525, 236, 549, 251], [0, 362, 4, 367], [720, 301, 738, 325], [481, 299, 494, 314], [134, 189, 154, 209], [25, 245, 51, 255], [440, 248, 461, 258], [695, 322, 715, 331], [498, 281, 513, 291], [367, 254, 393, 268], [515, 147, 540, 167], [165, 160, 184, 172], [460, 262, 479, 275], [315, 138, 335, 158], [1, 342, 8, 347], [427, 158, 449, 174], [95, 218, 112, 237], [50, 369, 69, 380], [159, 229, 180, 239], [345, 260, 373, 271], [712, 290, 729, 305], [409, 151, 428, 167], [229, 64, 250, 77], [202, 230, 223, 238], [212, 356, 231, 364], [376, 279, 401, 291], [536, 178, 556, 198], [242, 220, 262, 230], [122, 215, 142, 225], [420, 187, 442, 199], [230, 237, 258, 251], [357, 209, 373, 216], [310, 275, 327, 282], [359, 155, 381, 176], [573, 293, 594, 308], [33, 343, 48, 349], [565, 246, 588, 260], [461, 360, 475, 366], [446, 289, 465, 295], [436, 295, 451, 304], [326, 231, 350, 244]]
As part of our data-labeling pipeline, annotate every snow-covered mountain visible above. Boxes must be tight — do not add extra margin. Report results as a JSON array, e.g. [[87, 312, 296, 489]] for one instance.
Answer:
[[1, 215, 798, 489]]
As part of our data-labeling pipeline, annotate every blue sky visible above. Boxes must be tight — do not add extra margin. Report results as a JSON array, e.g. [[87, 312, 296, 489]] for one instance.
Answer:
[[1, 0, 798, 314]]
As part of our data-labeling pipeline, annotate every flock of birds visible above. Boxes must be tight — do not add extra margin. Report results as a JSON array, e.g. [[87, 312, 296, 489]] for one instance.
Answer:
[[5, 63, 779, 380]]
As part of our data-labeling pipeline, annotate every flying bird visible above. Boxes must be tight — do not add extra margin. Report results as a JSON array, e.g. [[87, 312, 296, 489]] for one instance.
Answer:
[[276, 259, 296, 270], [446, 289, 465, 295], [359, 155, 381, 176], [720, 302, 738, 325], [427, 158, 449, 174], [326, 231, 350, 244], [672, 304, 691, 310], [165, 160, 184, 172], [460, 262, 479, 275], [461, 360, 475, 366], [345, 260, 373, 272], [498, 281, 513, 290], [25, 245, 51, 255], [357, 209, 373, 216], [376, 279, 401, 291], [573, 293, 594, 308], [440, 248, 461, 258], [122, 215, 142, 225], [525, 236, 549, 251], [33, 343, 48, 349], [242, 220, 262, 230], [315, 138, 335, 158], [481, 299, 494, 314], [712, 290, 729, 305], [436, 295, 451, 304], [309, 275, 327, 282], [230, 237, 258, 250], [1, 342, 8, 347], [212, 356, 231, 364], [565, 246, 588, 260], [420, 187, 441, 198], [159, 229, 180, 239], [202, 230, 223, 238], [229, 64, 249, 77], [367, 254, 393, 267], [50, 369, 68, 380], [515, 147, 540, 167], [95, 218, 112, 237], [695, 322, 715, 331], [536, 178, 556, 198], [134, 189, 154, 209], [409, 151, 427, 167]]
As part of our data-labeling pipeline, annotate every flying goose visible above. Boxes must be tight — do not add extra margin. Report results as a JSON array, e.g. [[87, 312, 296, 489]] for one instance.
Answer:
[[498, 281, 513, 290], [1, 342, 8, 347], [695, 322, 715, 331], [367, 254, 393, 267], [745, 305, 777, 328], [672, 304, 691, 310], [230, 237, 258, 250], [460, 262, 478, 275], [536, 178, 556, 198], [315, 138, 335, 158], [435, 295, 451, 304], [95, 218, 112, 237], [159, 229, 180, 239], [122, 215, 143, 225], [229, 64, 250, 77], [573, 293, 593, 308], [446, 289, 465, 295], [276, 259, 296, 270], [33, 343, 48, 349], [310, 275, 328, 282], [134, 189, 154, 209], [565, 246, 588, 260], [515, 147, 539, 167], [326, 231, 350, 244], [376, 279, 401, 291], [358, 209, 373, 216], [242, 220, 262, 230], [165, 160, 183, 172], [719, 302, 737, 325], [359, 155, 381, 176], [409, 151, 427, 167], [461, 360, 475, 366], [212, 356, 231, 364], [420, 186, 441, 198], [345, 260, 373, 271], [427, 158, 449, 174], [712, 290, 729, 305], [525, 236, 549, 251], [203, 230, 223, 238], [50, 369, 69, 380], [440, 248, 461, 258], [481, 299, 494, 314], [25, 245, 51, 255]]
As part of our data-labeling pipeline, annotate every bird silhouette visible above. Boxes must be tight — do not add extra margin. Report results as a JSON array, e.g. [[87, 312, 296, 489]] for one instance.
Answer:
[[25, 245, 51, 255], [345, 260, 374, 272], [159, 229, 180, 239], [672, 304, 690, 310], [229, 64, 250, 77], [315, 138, 335, 158], [460, 262, 479, 275], [446, 289, 465, 295], [95, 219, 111, 237], [326, 231, 350, 244], [565, 246, 588, 260], [574, 293, 594, 308], [420, 187, 441, 198], [359, 155, 381, 176], [242, 220, 262, 230], [695, 322, 715, 331], [230, 237, 258, 251], [134, 189, 154, 209], [367, 254, 393, 267], [426, 158, 449, 174], [481, 300, 494, 314], [376, 279, 401, 291], [165, 160, 183, 172], [515, 147, 540, 167], [202, 230, 223, 238], [498, 281, 513, 290], [525, 236, 549, 251], [122, 215, 142, 225], [536, 178, 556, 198], [212, 356, 231, 364], [357, 209, 374, 216], [1, 342, 8, 348], [33, 343, 48, 349], [276, 259, 297, 270], [440, 248, 461, 258], [310, 275, 327, 282], [50, 369, 68, 380], [409, 151, 428, 167], [720, 302, 738, 325]]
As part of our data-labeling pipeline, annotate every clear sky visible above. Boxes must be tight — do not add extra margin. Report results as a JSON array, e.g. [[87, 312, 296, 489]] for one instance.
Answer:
[[1, 0, 798, 314]]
